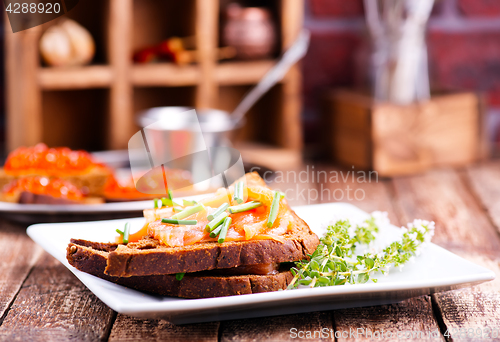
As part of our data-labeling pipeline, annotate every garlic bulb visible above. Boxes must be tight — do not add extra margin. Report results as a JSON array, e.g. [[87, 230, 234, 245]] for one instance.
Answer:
[[39, 19, 95, 67]]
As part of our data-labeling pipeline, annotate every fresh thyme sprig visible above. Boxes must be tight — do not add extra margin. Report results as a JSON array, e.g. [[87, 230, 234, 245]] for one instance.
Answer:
[[287, 214, 435, 289]]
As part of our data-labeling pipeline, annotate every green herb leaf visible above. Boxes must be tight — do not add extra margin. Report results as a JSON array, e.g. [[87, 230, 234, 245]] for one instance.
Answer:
[[286, 215, 435, 290], [228, 201, 262, 214], [207, 203, 229, 221], [171, 203, 205, 220], [162, 218, 197, 225], [266, 191, 281, 228], [175, 273, 185, 281]]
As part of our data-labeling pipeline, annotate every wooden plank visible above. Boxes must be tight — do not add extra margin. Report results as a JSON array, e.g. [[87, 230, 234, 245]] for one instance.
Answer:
[[220, 312, 333, 342], [318, 166, 447, 340], [391, 168, 500, 252], [392, 168, 500, 339], [131, 64, 200, 87], [195, 0, 218, 109], [215, 60, 275, 85], [280, 0, 304, 50], [317, 165, 400, 226], [0, 252, 115, 341], [465, 162, 500, 234], [108, 315, 219, 342], [5, 21, 43, 151], [431, 249, 500, 340], [277, 65, 303, 150], [0, 221, 42, 321], [107, 0, 134, 150], [38, 65, 113, 89], [334, 297, 444, 341]]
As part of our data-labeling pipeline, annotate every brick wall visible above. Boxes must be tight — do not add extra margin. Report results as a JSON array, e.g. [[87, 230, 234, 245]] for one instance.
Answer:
[[302, 0, 500, 147]]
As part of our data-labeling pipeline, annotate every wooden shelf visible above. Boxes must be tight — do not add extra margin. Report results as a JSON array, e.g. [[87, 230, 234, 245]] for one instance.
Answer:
[[38, 66, 113, 90], [5, 0, 304, 153], [131, 64, 200, 87], [215, 60, 275, 85]]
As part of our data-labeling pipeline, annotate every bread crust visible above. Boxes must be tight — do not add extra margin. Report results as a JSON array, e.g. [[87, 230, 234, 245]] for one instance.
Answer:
[[67, 241, 293, 298]]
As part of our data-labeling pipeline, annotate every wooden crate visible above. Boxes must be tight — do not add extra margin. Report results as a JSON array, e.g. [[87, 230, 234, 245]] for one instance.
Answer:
[[4, 0, 303, 153], [322, 90, 487, 177]]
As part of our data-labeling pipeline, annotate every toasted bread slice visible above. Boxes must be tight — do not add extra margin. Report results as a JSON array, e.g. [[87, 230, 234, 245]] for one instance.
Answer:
[[68, 172, 319, 278], [104, 209, 318, 277], [0, 167, 110, 197], [67, 240, 293, 298], [103, 172, 318, 277]]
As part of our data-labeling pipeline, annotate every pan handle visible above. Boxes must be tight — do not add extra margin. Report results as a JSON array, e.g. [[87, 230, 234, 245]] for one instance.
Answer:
[[231, 29, 310, 123]]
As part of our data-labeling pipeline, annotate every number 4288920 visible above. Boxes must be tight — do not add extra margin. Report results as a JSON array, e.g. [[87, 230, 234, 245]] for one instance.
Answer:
[[6, 2, 61, 14]]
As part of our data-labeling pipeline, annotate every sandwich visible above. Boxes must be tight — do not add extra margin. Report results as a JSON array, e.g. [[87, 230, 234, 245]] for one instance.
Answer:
[[0, 143, 111, 198], [67, 172, 319, 298], [0, 143, 196, 204]]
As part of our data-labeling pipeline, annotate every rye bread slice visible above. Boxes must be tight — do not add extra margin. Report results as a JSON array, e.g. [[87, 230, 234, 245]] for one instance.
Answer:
[[67, 241, 293, 298], [104, 208, 319, 277]]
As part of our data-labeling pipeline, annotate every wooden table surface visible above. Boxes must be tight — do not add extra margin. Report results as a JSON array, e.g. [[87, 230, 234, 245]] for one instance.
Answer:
[[1, 162, 500, 341]]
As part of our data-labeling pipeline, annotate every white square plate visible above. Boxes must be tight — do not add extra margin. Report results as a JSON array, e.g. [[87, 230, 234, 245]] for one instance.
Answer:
[[27, 202, 495, 324]]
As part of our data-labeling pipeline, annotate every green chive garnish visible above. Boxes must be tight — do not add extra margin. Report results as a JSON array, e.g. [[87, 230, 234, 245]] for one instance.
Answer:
[[171, 203, 205, 220], [162, 218, 198, 225], [207, 202, 229, 221], [116, 229, 124, 235], [233, 181, 244, 204], [175, 273, 185, 281], [154, 198, 159, 208], [123, 222, 130, 244], [266, 191, 281, 228], [173, 207, 183, 212], [209, 225, 222, 238], [218, 217, 231, 243], [228, 201, 262, 214], [183, 199, 197, 206], [206, 211, 229, 232], [168, 189, 174, 200], [279, 191, 286, 199], [161, 197, 170, 207]]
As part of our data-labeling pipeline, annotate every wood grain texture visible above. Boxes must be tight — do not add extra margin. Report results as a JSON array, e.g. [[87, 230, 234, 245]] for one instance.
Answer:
[[317, 166, 444, 341], [220, 312, 333, 342], [195, 0, 218, 109], [392, 168, 500, 341], [326, 90, 481, 177], [465, 162, 500, 234], [108, 315, 219, 342], [0, 221, 42, 321], [316, 165, 401, 226], [392, 169, 500, 252], [334, 297, 445, 342], [432, 250, 500, 341], [0, 252, 115, 342], [107, 0, 133, 150], [5, 22, 42, 151]]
